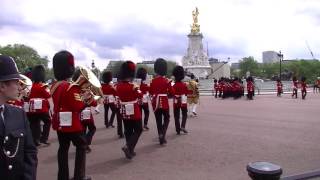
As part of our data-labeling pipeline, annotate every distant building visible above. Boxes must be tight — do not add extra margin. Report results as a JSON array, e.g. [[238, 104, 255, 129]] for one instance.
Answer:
[[105, 60, 124, 72], [137, 60, 155, 68], [207, 59, 230, 79], [231, 63, 240, 69], [262, 51, 280, 63]]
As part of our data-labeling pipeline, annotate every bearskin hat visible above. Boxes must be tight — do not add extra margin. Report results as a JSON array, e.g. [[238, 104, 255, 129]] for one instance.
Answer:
[[102, 71, 113, 83], [71, 67, 81, 82], [136, 67, 147, 81], [119, 61, 136, 80], [190, 74, 195, 79], [292, 76, 297, 81], [172, 66, 185, 82], [154, 58, 167, 76], [53, 50, 75, 81], [301, 76, 306, 82], [247, 76, 253, 82], [32, 65, 46, 83], [276, 78, 281, 82]]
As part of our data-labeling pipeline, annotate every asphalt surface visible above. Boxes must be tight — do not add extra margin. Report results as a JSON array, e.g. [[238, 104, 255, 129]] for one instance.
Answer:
[[37, 92, 320, 180]]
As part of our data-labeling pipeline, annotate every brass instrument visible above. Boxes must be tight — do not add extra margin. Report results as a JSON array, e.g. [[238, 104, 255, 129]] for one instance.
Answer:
[[73, 66, 104, 103], [18, 74, 32, 97]]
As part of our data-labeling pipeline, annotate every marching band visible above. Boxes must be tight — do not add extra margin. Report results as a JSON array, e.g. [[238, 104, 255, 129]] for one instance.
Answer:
[[0, 50, 313, 180]]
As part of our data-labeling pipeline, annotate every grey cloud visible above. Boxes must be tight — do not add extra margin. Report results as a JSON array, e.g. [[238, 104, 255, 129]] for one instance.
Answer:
[[295, 7, 320, 25]]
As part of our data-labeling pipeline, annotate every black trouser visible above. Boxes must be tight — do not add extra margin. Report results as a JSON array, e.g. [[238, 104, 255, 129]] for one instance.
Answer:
[[57, 131, 87, 180], [116, 107, 124, 136], [174, 107, 188, 133], [28, 113, 51, 144], [140, 104, 149, 126], [154, 109, 170, 139], [302, 89, 307, 99], [123, 120, 142, 153], [214, 90, 218, 98], [292, 89, 298, 98], [247, 91, 254, 100], [82, 121, 96, 145], [104, 103, 116, 127]]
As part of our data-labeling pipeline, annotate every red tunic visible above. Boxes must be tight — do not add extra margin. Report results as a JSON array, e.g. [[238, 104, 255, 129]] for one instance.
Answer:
[[293, 81, 298, 90], [232, 81, 241, 93], [247, 81, 254, 92], [116, 81, 142, 120], [149, 76, 174, 110], [50, 81, 94, 132], [301, 82, 307, 91], [276, 82, 283, 92], [28, 82, 51, 113], [213, 82, 218, 92], [101, 83, 116, 104], [172, 82, 189, 108], [139, 82, 150, 105]]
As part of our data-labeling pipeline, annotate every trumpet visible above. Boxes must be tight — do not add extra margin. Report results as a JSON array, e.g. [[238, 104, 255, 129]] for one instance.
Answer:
[[72, 66, 104, 104]]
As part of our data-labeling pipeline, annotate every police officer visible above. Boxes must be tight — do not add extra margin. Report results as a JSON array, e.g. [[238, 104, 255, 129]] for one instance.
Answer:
[[51, 51, 94, 180], [0, 55, 37, 180]]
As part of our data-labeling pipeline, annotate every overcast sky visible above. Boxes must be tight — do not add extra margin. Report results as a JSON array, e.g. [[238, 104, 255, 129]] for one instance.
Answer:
[[1, 0, 319, 69]]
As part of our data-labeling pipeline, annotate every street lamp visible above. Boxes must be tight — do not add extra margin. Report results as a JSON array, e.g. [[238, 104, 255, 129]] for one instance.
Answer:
[[278, 51, 283, 81]]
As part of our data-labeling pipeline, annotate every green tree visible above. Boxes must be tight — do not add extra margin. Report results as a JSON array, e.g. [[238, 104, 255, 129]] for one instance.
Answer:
[[0, 44, 49, 72], [239, 56, 259, 77]]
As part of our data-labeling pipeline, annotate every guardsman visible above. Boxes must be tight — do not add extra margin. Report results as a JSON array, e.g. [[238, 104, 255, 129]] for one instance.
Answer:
[[0, 55, 37, 180], [172, 66, 189, 135], [301, 76, 307, 99], [72, 68, 97, 153], [28, 65, 51, 146], [116, 61, 143, 159], [292, 76, 298, 98], [113, 79, 124, 138], [136, 67, 150, 130], [101, 71, 117, 128], [213, 79, 218, 98], [150, 58, 173, 145], [51, 51, 94, 180], [246, 76, 254, 100], [232, 77, 242, 99], [187, 74, 199, 116], [276, 78, 283, 97]]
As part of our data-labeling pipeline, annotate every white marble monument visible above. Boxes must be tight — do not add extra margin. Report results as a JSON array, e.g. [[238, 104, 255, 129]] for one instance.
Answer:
[[182, 7, 212, 79]]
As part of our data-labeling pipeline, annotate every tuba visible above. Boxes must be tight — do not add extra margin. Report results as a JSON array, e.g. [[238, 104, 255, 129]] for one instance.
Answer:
[[72, 66, 104, 103]]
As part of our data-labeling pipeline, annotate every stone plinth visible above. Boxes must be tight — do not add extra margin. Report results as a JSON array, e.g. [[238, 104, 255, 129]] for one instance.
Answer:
[[182, 32, 211, 79]]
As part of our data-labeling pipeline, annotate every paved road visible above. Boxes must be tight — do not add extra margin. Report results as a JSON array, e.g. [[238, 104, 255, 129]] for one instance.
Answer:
[[37, 93, 320, 180]]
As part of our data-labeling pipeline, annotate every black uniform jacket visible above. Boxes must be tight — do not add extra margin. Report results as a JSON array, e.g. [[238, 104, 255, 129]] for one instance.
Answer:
[[0, 104, 38, 180]]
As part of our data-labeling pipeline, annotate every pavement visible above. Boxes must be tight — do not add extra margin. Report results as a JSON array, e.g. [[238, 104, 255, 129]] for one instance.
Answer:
[[37, 93, 320, 180]]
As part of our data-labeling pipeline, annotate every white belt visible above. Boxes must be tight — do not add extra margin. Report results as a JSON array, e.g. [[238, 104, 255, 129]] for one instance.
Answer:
[[120, 100, 138, 105]]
